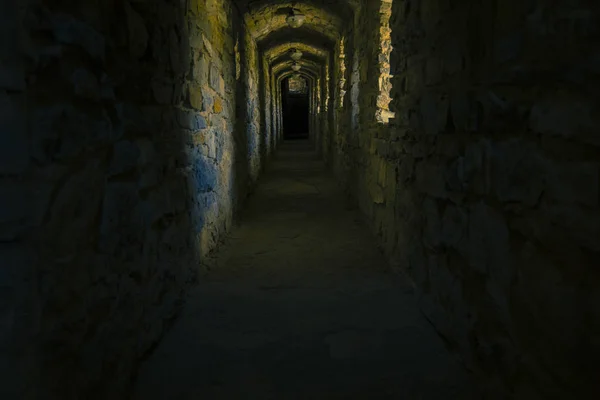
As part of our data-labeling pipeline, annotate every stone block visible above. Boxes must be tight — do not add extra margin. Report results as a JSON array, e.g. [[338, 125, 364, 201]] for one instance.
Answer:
[[192, 154, 217, 193], [202, 34, 216, 59], [200, 130, 218, 160], [192, 53, 209, 83], [176, 109, 207, 131], [213, 97, 223, 113], [209, 64, 225, 95], [201, 88, 214, 112], [188, 84, 203, 110]]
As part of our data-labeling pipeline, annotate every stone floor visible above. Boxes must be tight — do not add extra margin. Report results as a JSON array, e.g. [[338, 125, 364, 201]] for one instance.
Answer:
[[133, 140, 481, 399]]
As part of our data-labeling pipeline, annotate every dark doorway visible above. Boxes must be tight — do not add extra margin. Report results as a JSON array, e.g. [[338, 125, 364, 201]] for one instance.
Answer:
[[282, 75, 309, 140]]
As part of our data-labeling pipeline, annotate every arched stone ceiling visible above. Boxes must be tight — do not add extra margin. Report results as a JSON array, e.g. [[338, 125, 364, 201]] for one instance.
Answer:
[[272, 59, 322, 76], [278, 70, 316, 84], [264, 42, 328, 63], [270, 52, 324, 70], [279, 70, 316, 82], [258, 27, 335, 52], [238, 1, 357, 41], [275, 69, 319, 84]]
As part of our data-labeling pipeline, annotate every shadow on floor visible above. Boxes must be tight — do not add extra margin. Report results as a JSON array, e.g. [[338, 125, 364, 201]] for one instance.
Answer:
[[134, 140, 480, 399]]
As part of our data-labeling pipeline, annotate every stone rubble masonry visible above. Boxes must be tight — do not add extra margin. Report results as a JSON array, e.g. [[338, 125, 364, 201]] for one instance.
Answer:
[[330, 0, 600, 398], [2, 0, 599, 398], [0, 0, 269, 398]]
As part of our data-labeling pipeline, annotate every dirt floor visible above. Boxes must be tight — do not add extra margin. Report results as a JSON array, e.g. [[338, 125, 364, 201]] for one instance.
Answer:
[[134, 140, 480, 399]]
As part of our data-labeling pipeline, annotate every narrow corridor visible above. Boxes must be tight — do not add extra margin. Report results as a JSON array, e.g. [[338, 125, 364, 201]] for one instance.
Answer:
[[134, 141, 478, 399], [4, 1, 599, 397]]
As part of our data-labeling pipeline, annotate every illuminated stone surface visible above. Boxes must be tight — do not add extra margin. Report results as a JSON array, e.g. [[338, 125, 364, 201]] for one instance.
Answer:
[[2, 0, 599, 399]]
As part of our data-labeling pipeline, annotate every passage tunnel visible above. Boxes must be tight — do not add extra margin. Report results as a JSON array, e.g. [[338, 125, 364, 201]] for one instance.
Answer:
[[282, 75, 310, 139], [2, 0, 599, 398]]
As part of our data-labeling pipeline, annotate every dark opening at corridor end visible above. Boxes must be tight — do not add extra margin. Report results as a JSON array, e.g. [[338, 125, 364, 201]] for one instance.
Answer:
[[282, 75, 309, 139]]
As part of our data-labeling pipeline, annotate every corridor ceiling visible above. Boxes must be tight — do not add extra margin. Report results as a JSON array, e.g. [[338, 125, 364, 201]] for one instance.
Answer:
[[238, 0, 356, 41], [236, 0, 357, 79]]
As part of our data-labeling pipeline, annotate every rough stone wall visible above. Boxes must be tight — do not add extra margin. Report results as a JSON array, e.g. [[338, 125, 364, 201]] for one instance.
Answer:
[[333, 0, 600, 397], [1, 4, 30, 399], [273, 72, 283, 143], [1, 0, 243, 398], [317, 64, 331, 160], [260, 58, 273, 157], [322, 58, 337, 164], [333, 2, 367, 197], [273, 76, 281, 140], [335, 0, 383, 213], [332, 38, 345, 171], [269, 72, 277, 142], [311, 75, 323, 148], [332, 30, 353, 189], [242, 28, 262, 184], [311, 75, 319, 141], [262, 57, 279, 158]]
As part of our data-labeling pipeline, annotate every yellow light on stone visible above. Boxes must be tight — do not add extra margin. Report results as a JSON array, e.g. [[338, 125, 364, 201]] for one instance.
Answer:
[[286, 9, 306, 28], [291, 63, 301, 72], [290, 49, 303, 61]]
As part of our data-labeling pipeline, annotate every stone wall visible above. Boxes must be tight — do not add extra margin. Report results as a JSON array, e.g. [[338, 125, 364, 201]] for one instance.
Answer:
[[1, 0, 249, 397], [260, 57, 273, 159], [241, 27, 262, 185], [332, 0, 600, 397], [1, 4, 30, 398]]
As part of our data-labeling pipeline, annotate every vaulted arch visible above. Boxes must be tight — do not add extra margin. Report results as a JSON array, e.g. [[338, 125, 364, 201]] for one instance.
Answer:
[[240, 0, 355, 41], [264, 42, 328, 63]]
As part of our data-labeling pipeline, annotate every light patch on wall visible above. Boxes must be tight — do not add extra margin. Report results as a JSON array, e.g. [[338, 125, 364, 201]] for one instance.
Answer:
[[376, 0, 395, 123], [325, 63, 330, 112], [316, 77, 321, 113], [339, 37, 347, 108], [235, 37, 241, 80], [289, 75, 307, 94]]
